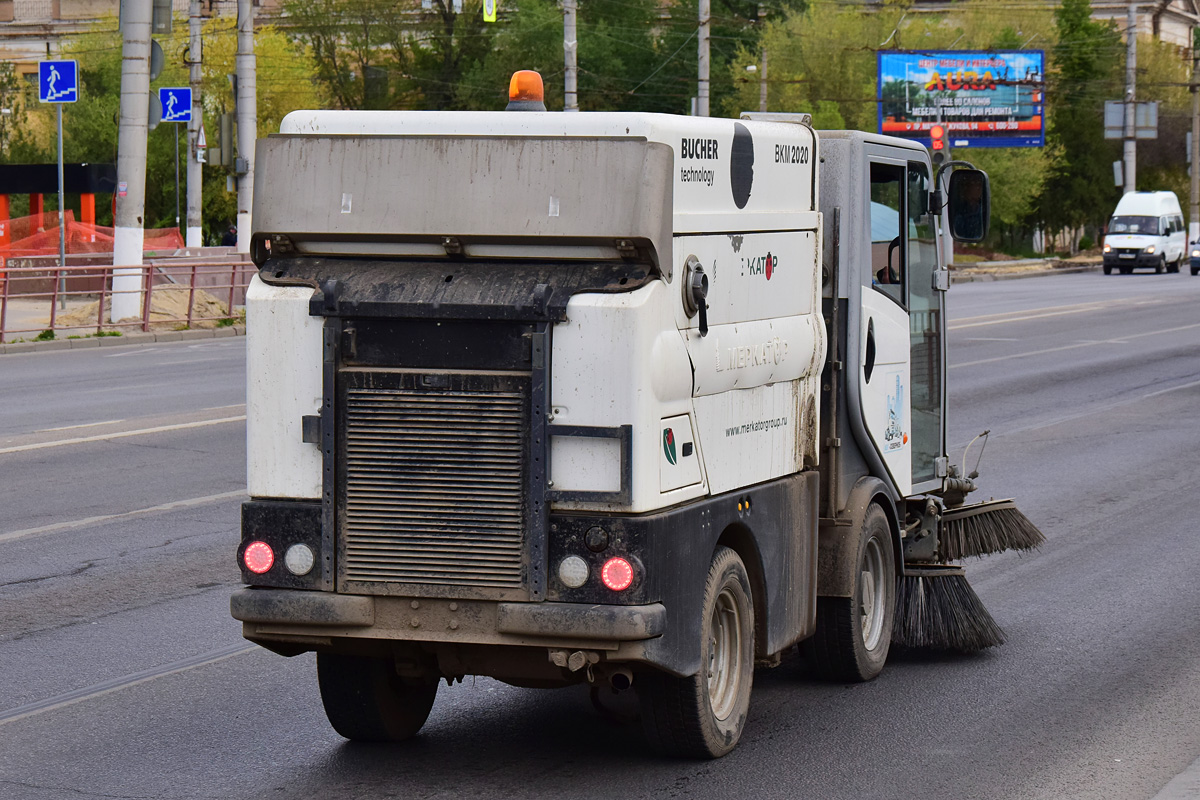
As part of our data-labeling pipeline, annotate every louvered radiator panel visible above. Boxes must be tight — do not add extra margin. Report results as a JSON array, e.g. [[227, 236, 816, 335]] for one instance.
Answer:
[[340, 379, 529, 597]]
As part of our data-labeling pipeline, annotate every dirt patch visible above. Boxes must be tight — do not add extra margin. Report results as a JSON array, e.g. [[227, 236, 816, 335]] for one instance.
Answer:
[[952, 257, 1103, 279], [50, 286, 232, 331], [954, 248, 1022, 262]]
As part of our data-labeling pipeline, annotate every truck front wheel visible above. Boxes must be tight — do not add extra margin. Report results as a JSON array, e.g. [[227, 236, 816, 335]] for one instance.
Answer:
[[317, 652, 438, 742], [639, 546, 754, 759], [802, 503, 895, 682]]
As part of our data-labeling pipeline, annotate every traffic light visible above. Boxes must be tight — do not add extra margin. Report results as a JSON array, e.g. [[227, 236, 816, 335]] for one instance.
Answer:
[[930, 124, 947, 166]]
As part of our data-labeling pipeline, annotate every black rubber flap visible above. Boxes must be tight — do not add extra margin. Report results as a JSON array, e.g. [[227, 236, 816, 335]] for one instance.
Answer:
[[260, 256, 653, 322]]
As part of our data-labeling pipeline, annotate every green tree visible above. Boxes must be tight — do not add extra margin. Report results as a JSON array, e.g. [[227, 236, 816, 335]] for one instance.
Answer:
[[1035, 0, 1123, 235], [456, 0, 565, 110], [7, 16, 322, 239], [1130, 35, 1191, 205], [284, 0, 498, 110], [0, 62, 28, 158]]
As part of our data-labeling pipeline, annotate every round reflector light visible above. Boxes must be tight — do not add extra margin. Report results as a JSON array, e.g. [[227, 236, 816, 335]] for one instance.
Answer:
[[601, 557, 634, 591], [557, 555, 589, 588], [243, 541, 274, 574], [284, 543, 315, 576]]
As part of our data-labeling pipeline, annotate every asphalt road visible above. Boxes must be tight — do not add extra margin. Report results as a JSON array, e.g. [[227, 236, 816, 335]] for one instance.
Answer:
[[1, 271, 1199, 799]]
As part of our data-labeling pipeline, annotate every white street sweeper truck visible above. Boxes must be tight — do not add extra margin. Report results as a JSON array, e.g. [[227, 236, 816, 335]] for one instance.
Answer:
[[231, 71, 1042, 758]]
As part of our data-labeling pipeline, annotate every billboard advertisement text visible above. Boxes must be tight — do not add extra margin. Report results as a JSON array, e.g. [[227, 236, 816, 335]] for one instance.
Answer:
[[878, 50, 1045, 149]]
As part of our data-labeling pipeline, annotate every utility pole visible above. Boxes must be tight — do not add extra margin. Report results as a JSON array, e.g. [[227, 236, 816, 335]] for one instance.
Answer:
[[186, 0, 202, 248], [111, 0, 151, 323], [1191, 25, 1199, 240], [698, 0, 710, 116], [758, 5, 767, 112], [1123, 1, 1138, 195], [563, 0, 578, 111], [235, 0, 255, 253]]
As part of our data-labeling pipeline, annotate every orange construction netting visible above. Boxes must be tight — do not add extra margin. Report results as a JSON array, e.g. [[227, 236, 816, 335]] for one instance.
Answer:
[[0, 211, 184, 261]]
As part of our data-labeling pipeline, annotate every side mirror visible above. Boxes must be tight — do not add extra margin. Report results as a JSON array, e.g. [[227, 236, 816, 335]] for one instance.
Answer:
[[947, 169, 990, 243]]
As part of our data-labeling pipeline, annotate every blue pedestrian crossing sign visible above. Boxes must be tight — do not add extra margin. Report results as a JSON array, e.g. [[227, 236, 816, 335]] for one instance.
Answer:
[[38, 60, 78, 103], [159, 88, 192, 123]]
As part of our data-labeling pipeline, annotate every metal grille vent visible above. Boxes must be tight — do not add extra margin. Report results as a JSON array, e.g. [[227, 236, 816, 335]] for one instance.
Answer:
[[342, 386, 526, 592]]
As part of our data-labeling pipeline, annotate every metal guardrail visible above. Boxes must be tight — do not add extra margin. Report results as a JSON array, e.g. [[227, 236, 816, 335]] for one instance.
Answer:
[[0, 260, 255, 343]]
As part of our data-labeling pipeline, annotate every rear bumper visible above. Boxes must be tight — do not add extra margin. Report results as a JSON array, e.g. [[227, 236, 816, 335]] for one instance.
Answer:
[[231, 587, 665, 643]]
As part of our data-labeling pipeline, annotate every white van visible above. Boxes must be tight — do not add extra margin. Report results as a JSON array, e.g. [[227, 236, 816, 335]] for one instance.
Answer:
[[1102, 191, 1187, 274]]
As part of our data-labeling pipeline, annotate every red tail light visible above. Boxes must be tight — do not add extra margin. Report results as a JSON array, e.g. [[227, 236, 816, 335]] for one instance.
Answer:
[[243, 541, 275, 574], [601, 557, 634, 591]]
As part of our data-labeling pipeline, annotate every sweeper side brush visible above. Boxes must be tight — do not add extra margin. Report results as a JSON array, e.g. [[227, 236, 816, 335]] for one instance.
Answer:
[[939, 499, 1045, 561], [893, 569, 1006, 652]]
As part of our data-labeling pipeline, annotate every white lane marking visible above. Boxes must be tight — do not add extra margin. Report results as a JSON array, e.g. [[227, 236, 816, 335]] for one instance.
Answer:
[[102, 347, 162, 358], [949, 305, 1103, 330], [1151, 753, 1200, 800], [0, 490, 245, 545], [950, 294, 1184, 330], [950, 299, 1114, 324], [0, 643, 257, 726], [203, 404, 246, 412], [156, 358, 221, 367], [36, 419, 125, 433], [951, 323, 1200, 369], [956, 377, 1200, 442], [0, 415, 246, 455], [1140, 378, 1200, 399]]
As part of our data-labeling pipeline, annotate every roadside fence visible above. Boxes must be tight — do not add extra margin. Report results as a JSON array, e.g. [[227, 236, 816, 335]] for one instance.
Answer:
[[0, 258, 256, 343]]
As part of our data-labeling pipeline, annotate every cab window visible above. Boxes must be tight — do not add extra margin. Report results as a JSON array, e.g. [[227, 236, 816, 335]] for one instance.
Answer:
[[870, 162, 907, 305]]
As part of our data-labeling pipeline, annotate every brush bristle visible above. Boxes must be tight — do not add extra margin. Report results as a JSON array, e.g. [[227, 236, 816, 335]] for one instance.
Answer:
[[893, 574, 1006, 651], [940, 504, 1046, 561]]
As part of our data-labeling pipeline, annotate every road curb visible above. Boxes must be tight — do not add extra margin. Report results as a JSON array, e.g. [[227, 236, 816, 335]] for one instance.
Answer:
[[0, 325, 246, 355], [950, 264, 1102, 283]]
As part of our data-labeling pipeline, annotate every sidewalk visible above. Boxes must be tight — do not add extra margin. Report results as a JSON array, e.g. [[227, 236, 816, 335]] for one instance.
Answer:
[[1, 295, 246, 354], [0, 324, 246, 354]]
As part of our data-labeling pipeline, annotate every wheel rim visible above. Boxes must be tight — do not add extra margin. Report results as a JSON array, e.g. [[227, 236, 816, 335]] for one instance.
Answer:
[[706, 587, 743, 721], [858, 538, 886, 651]]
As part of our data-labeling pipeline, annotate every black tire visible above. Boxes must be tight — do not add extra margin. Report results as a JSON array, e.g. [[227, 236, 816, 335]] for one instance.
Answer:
[[317, 653, 438, 742], [1169, 257, 1181, 274], [1103, 264, 1112, 275], [1192, 265, 1199, 276], [1156, 257, 1166, 274], [639, 546, 754, 759], [802, 503, 895, 682]]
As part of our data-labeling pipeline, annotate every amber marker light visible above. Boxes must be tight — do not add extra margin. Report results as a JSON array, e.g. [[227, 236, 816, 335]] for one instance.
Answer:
[[506, 70, 547, 111], [509, 70, 543, 102]]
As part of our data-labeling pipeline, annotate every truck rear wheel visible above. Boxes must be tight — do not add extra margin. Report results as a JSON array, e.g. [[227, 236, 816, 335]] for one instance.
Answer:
[[639, 546, 754, 759], [802, 503, 895, 682], [317, 653, 438, 742]]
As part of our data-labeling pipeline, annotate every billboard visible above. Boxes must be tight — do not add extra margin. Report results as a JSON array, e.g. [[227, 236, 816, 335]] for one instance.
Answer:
[[878, 50, 1045, 149]]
